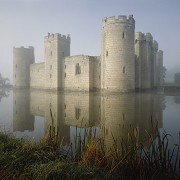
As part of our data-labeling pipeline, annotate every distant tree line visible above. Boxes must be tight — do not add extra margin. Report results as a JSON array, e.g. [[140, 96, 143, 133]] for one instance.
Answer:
[[174, 72, 180, 85], [162, 66, 166, 83]]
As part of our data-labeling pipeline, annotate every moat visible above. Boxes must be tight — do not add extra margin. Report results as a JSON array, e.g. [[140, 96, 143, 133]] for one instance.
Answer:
[[0, 89, 179, 151]]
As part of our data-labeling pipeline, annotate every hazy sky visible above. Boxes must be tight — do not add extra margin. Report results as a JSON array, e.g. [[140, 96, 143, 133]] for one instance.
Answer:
[[0, 0, 180, 82]]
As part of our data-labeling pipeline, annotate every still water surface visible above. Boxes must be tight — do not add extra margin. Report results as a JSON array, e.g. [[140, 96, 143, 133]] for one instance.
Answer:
[[0, 89, 179, 150]]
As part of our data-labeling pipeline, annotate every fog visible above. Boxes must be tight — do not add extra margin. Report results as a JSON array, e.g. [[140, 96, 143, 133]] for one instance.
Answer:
[[0, 0, 180, 83]]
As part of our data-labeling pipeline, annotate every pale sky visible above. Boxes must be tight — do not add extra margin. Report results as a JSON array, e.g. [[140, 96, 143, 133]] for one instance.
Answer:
[[0, 0, 180, 82]]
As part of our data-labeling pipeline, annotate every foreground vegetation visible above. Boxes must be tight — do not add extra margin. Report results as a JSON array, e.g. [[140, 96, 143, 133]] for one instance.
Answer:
[[0, 122, 179, 179]]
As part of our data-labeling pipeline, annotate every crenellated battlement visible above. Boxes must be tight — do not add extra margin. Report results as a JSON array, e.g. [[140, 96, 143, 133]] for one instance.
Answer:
[[135, 32, 158, 45], [158, 50, 163, 56], [44, 33, 70, 42], [13, 46, 34, 50], [145, 33, 153, 42], [102, 15, 135, 27], [153, 40, 158, 50], [135, 32, 145, 41], [13, 46, 34, 58]]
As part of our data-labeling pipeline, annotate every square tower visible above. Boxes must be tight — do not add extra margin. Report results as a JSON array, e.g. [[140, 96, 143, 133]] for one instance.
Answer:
[[44, 33, 70, 90]]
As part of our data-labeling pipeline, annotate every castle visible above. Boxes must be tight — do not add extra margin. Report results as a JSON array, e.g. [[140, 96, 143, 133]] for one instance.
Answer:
[[13, 15, 163, 92]]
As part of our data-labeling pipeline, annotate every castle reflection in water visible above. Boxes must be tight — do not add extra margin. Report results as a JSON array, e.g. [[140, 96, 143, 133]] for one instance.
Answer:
[[13, 90, 165, 149]]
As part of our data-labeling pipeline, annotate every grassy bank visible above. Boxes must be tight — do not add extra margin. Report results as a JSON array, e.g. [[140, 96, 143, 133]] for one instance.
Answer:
[[0, 124, 179, 179], [0, 132, 106, 179]]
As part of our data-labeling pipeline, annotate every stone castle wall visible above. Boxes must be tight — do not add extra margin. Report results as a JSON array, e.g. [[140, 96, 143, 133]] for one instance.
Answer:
[[135, 33, 153, 89], [64, 55, 90, 91], [156, 50, 163, 86], [30, 63, 45, 89], [13, 15, 163, 92], [89, 56, 101, 91], [135, 32, 163, 89], [64, 55, 101, 91], [135, 32, 144, 89], [152, 40, 159, 87]]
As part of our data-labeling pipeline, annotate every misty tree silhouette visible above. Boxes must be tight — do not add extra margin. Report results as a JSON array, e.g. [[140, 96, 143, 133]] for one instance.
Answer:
[[0, 89, 9, 102], [0, 73, 10, 88], [0, 73, 11, 102]]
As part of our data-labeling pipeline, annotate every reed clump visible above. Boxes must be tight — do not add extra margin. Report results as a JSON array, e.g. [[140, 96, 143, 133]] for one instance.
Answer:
[[79, 122, 180, 179]]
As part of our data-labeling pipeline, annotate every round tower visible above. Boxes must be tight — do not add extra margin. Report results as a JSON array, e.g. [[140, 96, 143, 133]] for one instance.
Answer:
[[156, 50, 163, 86], [135, 32, 145, 89], [152, 40, 158, 87], [101, 15, 135, 92], [142, 33, 153, 89], [13, 46, 34, 88]]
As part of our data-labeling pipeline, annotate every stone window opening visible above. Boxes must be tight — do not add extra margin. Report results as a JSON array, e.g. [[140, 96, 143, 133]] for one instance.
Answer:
[[123, 66, 126, 74], [106, 51, 108, 57], [64, 73, 66, 78], [123, 113, 126, 120], [75, 108, 81, 120], [50, 65, 52, 70], [135, 39, 138, 44], [106, 128, 108, 135], [50, 74, 52, 78], [122, 32, 126, 39], [50, 51, 52, 56], [75, 63, 81, 74]]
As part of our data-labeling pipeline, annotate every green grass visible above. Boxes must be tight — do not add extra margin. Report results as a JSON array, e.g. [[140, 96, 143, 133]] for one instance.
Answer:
[[0, 132, 106, 179], [0, 120, 179, 179]]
